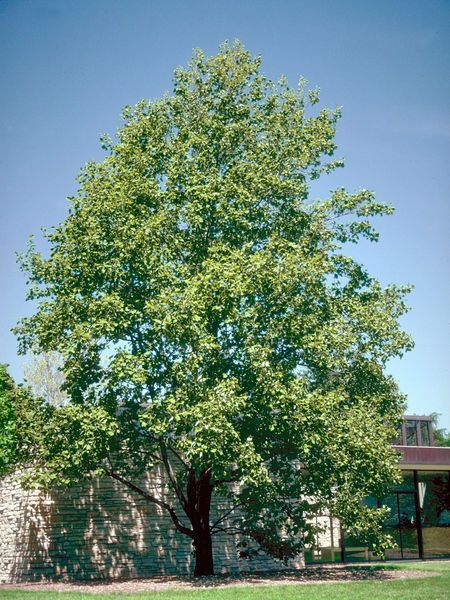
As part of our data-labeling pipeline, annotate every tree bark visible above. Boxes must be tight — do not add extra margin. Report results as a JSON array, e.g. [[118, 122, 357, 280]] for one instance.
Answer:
[[108, 461, 216, 576], [193, 531, 214, 576], [186, 467, 215, 576]]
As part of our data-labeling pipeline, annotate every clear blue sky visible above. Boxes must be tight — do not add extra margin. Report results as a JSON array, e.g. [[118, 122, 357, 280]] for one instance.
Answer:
[[1, 0, 449, 427]]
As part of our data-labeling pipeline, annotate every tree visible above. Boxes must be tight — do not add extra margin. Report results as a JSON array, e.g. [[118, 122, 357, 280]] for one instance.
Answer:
[[14, 42, 412, 576], [0, 365, 48, 478], [0, 365, 18, 477], [24, 351, 68, 406], [431, 413, 450, 447]]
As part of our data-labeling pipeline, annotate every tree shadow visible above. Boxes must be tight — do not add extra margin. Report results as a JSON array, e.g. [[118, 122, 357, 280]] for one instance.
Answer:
[[3, 467, 304, 582], [6, 467, 192, 581]]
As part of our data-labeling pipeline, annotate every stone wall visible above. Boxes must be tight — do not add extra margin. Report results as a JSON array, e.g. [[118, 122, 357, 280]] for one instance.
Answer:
[[0, 469, 304, 582], [305, 511, 342, 563]]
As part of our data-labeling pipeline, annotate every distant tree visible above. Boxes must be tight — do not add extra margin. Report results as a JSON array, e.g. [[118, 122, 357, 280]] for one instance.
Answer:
[[23, 351, 67, 406], [431, 413, 450, 447], [13, 42, 412, 576]]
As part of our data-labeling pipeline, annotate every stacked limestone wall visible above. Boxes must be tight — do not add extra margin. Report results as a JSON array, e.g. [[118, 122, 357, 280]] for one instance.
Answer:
[[305, 511, 342, 562], [0, 469, 304, 582]]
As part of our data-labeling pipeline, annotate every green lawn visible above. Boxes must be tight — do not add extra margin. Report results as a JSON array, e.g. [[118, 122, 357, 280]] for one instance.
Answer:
[[0, 561, 449, 600]]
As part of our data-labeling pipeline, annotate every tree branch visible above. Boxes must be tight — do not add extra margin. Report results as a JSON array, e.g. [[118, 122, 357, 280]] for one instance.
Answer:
[[166, 443, 191, 470], [210, 503, 242, 532], [211, 525, 245, 537], [159, 441, 189, 510], [211, 468, 240, 487], [107, 469, 193, 538]]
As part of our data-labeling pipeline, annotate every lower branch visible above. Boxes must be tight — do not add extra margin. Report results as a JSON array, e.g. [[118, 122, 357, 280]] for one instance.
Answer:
[[107, 469, 194, 538], [211, 525, 245, 536], [210, 504, 242, 532]]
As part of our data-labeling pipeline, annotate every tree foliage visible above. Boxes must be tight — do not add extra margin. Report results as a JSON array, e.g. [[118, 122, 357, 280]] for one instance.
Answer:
[[13, 42, 412, 575], [431, 413, 450, 448], [0, 365, 17, 477], [0, 365, 48, 478]]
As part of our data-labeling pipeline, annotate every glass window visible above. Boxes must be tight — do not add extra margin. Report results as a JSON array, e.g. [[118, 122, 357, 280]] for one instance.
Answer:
[[395, 471, 414, 491], [406, 420, 418, 446], [417, 471, 450, 558], [420, 421, 431, 446], [381, 487, 419, 560]]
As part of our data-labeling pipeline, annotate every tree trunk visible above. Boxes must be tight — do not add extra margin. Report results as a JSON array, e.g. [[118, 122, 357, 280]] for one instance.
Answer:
[[186, 467, 214, 576], [193, 530, 214, 576]]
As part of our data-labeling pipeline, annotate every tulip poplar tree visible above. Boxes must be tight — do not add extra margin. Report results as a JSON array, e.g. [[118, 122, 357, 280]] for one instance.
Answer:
[[13, 42, 412, 576]]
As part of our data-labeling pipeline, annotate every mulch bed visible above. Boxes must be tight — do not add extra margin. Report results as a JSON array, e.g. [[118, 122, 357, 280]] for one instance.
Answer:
[[0, 564, 439, 594]]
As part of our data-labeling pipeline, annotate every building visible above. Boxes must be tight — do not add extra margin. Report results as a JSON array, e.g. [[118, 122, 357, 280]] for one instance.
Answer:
[[383, 415, 450, 560], [0, 415, 449, 582], [307, 415, 450, 563]]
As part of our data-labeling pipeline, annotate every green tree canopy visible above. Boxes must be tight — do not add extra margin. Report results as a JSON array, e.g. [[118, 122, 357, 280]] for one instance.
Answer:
[[0, 365, 17, 477], [0, 365, 49, 478], [13, 42, 412, 576]]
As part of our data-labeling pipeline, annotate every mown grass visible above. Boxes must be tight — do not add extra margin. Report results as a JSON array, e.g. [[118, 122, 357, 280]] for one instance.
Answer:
[[0, 561, 449, 600]]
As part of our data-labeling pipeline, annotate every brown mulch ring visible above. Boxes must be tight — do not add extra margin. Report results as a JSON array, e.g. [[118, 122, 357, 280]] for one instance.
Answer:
[[0, 564, 440, 594]]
